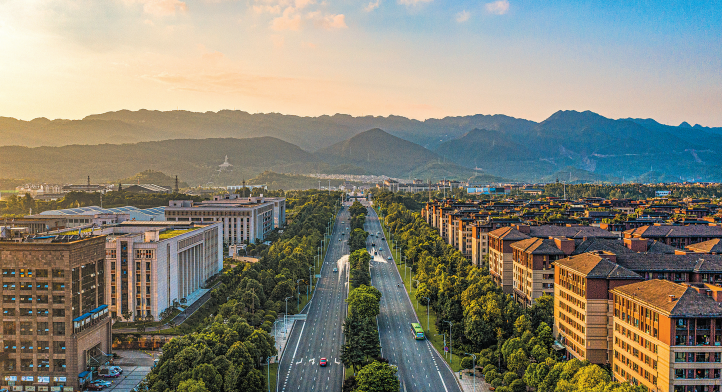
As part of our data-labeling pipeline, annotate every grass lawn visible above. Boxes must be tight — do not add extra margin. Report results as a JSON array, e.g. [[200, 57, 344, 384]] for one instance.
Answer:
[[267, 362, 279, 391], [113, 309, 181, 329], [380, 213, 464, 373]]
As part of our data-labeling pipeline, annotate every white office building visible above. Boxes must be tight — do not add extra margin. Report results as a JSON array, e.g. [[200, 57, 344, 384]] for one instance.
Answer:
[[165, 195, 285, 245]]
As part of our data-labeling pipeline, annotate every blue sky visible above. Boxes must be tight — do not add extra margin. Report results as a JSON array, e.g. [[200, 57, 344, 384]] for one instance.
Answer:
[[0, 0, 719, 126]]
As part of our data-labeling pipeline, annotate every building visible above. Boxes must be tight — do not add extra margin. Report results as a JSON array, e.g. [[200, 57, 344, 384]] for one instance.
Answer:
[[99, 221, 222, 321], [553, 252, 643, 364], [29, 206, 167, 229], [488, 227, 531, 293], [165, 195, 285, 245], [0, 235, 111, 391], [624, 225, 722, 249], [120, 184, 171, 194], [611, 280, 722, 392], [511, 237, 569, 306]]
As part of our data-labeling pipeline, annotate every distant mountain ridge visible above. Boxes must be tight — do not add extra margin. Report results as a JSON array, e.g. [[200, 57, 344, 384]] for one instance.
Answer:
[[2, 109, 722, 183]]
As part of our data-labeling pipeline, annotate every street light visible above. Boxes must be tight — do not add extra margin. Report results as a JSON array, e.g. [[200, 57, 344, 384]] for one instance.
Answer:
[[412, 279, 420, 310], [422, 296, 431, 332], [308, 266, 313, 301], [266, 356, 272, 392], [443, 320, 454, 366], [272, 319, 283, 352], [296, 279, 303, 310], [464, 353, 477, 392], [284, 296, 293, 336], [402, 255, 408, 283]]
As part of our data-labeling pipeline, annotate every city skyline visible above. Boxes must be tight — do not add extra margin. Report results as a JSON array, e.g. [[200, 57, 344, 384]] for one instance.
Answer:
[[0, 0, 720, 127]]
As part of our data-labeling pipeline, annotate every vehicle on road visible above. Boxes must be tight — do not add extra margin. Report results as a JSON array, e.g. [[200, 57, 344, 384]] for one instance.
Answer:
[[86, 383, 105, 390], [387, 256, 392, 260], [98, 368, 120, 378], [333, 267, 338, 273], [374, 251, 378, 255], [377, 232, 380, 236], [411, 323, 425, 340], [319, 358, 328, 367], [107, 366, 122, 374], [339, 238, 342, 241], [91, 380, 112, 387], [371, 243, 375, 247], [379, 248, 383, 251]]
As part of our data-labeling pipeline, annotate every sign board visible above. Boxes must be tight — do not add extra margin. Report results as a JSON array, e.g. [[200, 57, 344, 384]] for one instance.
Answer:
[[21, 377, 33, 382], [314, 274, 321, 278], [4, 377, 17, 382], [444, 346, 449, 352], [53, 377, 66, 383], [63, 388, 73, 392], [25, 387, 35, 391], [38, 387, 49, 392], [38, 377, 50, 384], [13, 386, 23, 391], [51, 387, 62, 392]]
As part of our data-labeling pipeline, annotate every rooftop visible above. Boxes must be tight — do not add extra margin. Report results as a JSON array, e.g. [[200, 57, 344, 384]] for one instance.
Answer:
[[488, 227, 530, 241], [159, 229, 196, 240], [554, 252, 642, 279], [511, 238, 566, 255], [611, 279, 722, 317], [625, 225, 722, 238], [687, 238, 722, 254]]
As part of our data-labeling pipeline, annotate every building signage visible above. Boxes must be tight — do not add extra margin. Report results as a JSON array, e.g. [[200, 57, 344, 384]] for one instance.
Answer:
[[51, 387, 62, 392], [655, 190, 671, 197], [25, 386, 35, 391], [13, 386, 23, 391], [52, 377, 66, 383], [21, 377, 34, 382], [37, 377, 50, 384], [38, 387, 49, 392], [4, 376, 17, 382], [62, 388, 73, 392]]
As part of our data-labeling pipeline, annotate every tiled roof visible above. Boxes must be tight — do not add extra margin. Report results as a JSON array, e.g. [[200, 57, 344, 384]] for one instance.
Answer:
[[511, 238, 565, 255], [615, 253, 722, 273], [528, 226, 618, 239], [611, 280, 722, 317], [687, 239, 722, 254], [646, 240, 678, 254], [554, 253, 641, 279], [573, 238, 634, 255], [625, 225, 722, 238], [488, 227, 530, 241]]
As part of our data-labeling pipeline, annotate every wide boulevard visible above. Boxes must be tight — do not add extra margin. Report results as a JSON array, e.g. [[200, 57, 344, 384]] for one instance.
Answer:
[[364, 200, 462, 392], [277, 202, 350, 392]]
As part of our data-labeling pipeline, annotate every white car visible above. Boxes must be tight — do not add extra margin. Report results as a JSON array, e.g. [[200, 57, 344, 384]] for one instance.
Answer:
[[333, 267, 338, 273]]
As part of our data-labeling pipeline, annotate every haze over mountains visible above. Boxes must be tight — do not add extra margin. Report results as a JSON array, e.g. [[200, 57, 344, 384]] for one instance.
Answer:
[[1, 109, 721, 185]]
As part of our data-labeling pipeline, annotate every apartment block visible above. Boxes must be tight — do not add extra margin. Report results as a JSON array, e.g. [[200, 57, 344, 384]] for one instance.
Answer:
[[488, 227, 530, 293], [511, 237, 569, 306], [611, 280, 722, 392], [625, 225, 722, 250], [553, 252, 642, 364], [0, 235, 111, 391]]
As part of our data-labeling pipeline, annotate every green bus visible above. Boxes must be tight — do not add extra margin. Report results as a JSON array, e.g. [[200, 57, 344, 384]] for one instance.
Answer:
[[410, 323, 425, 340]]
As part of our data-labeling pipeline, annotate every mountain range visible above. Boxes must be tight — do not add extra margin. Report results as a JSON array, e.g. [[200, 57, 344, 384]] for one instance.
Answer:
[[1, 109, 722, 184]]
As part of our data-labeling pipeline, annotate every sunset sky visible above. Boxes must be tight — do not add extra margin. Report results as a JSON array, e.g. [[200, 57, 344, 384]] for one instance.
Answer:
[[0, 0, 720, 126]]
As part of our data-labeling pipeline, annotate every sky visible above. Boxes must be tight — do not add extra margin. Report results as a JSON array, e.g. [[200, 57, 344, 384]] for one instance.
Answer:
[[0, 0, 720, 126]]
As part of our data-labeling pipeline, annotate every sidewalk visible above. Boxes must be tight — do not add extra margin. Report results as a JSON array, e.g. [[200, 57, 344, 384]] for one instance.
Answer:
[[457, 369, 490, 392], [271, 317, 295, 363]]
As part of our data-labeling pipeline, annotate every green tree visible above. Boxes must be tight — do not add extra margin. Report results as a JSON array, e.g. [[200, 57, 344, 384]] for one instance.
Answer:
[[176, 379, 210, 392], [347, 285, 382, 319], [513, 315, 532, 337], [507, 348, 529, 376], [355, 361, 400, 392]]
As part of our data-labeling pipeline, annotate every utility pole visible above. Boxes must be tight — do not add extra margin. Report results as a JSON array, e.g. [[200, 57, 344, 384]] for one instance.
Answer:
[[422, 296, 431, 332], [444, 321, 454, 366]]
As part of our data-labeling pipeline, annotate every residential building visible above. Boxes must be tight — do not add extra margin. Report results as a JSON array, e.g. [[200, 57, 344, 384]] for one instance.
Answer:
[[165, 195, 284, 245], [554, 252, 643, 364], [488, 227, 530, 293], [0, 235, 111, 391], [624, 225, 722, 249], [611, 280, 722, 392], [511, 237, 569, 306], [100, 221, 222, 320]]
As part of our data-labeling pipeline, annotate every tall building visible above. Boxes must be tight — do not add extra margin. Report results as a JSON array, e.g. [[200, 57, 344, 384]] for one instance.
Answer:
[[611, 280, 722, 392], [553, 252, 642, 364], [165, 195, 285, 245], [0, 235, 111, 391], [511, 237, 570, 306], [488, 227, 530, 293], [100, 222, 222, 320]]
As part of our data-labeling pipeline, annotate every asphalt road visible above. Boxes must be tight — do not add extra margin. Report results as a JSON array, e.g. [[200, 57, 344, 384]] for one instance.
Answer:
[[365, 201, 462, 392], [277, 204, 350, 392]]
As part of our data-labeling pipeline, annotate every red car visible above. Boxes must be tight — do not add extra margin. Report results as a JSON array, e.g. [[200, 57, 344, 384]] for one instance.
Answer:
[[86, 383, 105, 390], [319, 358, 327, 367]]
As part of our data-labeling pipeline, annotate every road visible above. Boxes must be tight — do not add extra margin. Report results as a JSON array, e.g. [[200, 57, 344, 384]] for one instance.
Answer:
[[277, 204, 350, 392], [364, 201, 462, 392]]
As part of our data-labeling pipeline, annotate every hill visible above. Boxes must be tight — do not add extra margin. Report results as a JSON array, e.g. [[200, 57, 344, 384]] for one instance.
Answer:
[[247, 171, 365, 190], [315, 128, 474, 180], [0, 137, 323, 186], [117, 170, 190, 189]]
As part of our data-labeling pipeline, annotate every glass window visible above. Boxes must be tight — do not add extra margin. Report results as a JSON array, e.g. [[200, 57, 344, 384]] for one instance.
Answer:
[[3, 294, 16, 303], [3, 308, 15, 316], [36, 269, 49, 278], [36, 281, 49, 290], [20, 359, 33, 371], [3, 340, 17, 352], [19, 295, 32, 303], [53, 341, 66, 353], [37, 322, 49, 335], [38, 341, 50, 353], [2, 282, 15, 290], [18, 308, 33, 317], [53, 322, 65, 336], [52, 269, 65, 278], [38, 358, 50, 370], [19, 282, 33, 290], [52, 295, 65, 304], [53, 359, 66, 372], [3, 321, 16, 335], [19, 322, 33, 335], [18, 269, 32, 278], [37, 295, 49, 304], [52, 282, 65, 291], [52, 308, 65, 317], [2, 269, 16, 278], [20, 341, 33, 353]]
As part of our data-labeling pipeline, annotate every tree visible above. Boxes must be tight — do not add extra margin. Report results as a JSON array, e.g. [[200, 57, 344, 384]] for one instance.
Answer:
[[507, 348, 529, 376], [347, 285, 381, 319], [513, 315, 532, 337], [460, 356, 474, 370], [176, 379, 210, 392], [355, 361, 399, 392]]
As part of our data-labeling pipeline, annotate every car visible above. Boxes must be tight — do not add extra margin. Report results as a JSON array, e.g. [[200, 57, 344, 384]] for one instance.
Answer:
[[333, 267, 338, 273], [108, 366, 123, 374], [339, 238, 342, 241], [91, 380, 112, 387], [379, 248, 383, 252], [86, 383, 105, 390], [387, 256, 392, 260], [374, 251, 378, 255], [371, 243, 375, 247], [99, 369, 120, 378], [319, 358, 327, 367]]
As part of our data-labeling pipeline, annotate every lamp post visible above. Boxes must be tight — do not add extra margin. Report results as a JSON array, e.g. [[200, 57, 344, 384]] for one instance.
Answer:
[[443, 320, 454, 366], [266, 356, 272, 392], [272, 320, 282, 352], [308, 266, 313, 301], [412, 279, 420, 310], [464, 353, 476, 392], [284, 296, 293, 336], [402, 255, 408, 283], [422, 296, 431, 332], [296, 279, 303, 310]]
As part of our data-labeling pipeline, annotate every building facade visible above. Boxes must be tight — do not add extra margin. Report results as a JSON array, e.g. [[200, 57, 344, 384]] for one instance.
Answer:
[[511, 237, 569, 306], [0, 236, 111, 391], [165, 195, 284, 245], [102, 222, 222, 321]]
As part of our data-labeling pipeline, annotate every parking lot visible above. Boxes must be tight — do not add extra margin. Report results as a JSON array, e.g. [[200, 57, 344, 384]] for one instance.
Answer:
[[95, 350, 158, 392]]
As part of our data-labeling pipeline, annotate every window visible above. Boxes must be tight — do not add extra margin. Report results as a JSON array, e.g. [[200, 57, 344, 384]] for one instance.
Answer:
[[20, 359, 33, 371], [52, 269, 65, 278], [3, 294, 16, 303], [52, 295, 65, 304], [19, 308, 33, 317], [53, 322, 65, 336], [53, 341, 66, 353], [37, 295, 49, 304], [20, 321, 33, 335], [4, 340, 17, 352], [37, 341, 49, 353], [37, 322, 49, 335], [52, 282, 65, 291], [19, 295, 32, 303], [2, 282, 16, 290], [3, 308, 15, 316], [36, 269, 49, 278], [3, 321, 16, 335], [38, 358, 50, 370], [19, 282, 33, 290], [36, 281, 49, 290], [2, 269, 16, 278], [52, 308, 65, 317], [20, 341, 34, 353], [53, 359, 66, 372], [18, 269, 32, 278]]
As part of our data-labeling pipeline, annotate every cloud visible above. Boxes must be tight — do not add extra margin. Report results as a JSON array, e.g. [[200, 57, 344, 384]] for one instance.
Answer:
[[314, 13, 347, 30], [485, 0, 509, 15], [456, 10, 470, 23], [123, 0, 188, 16], [271, 7, 302, 30], [254, 0, 344, 31], [398, 0, 432, 5], [364, 0, 380, 12]]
